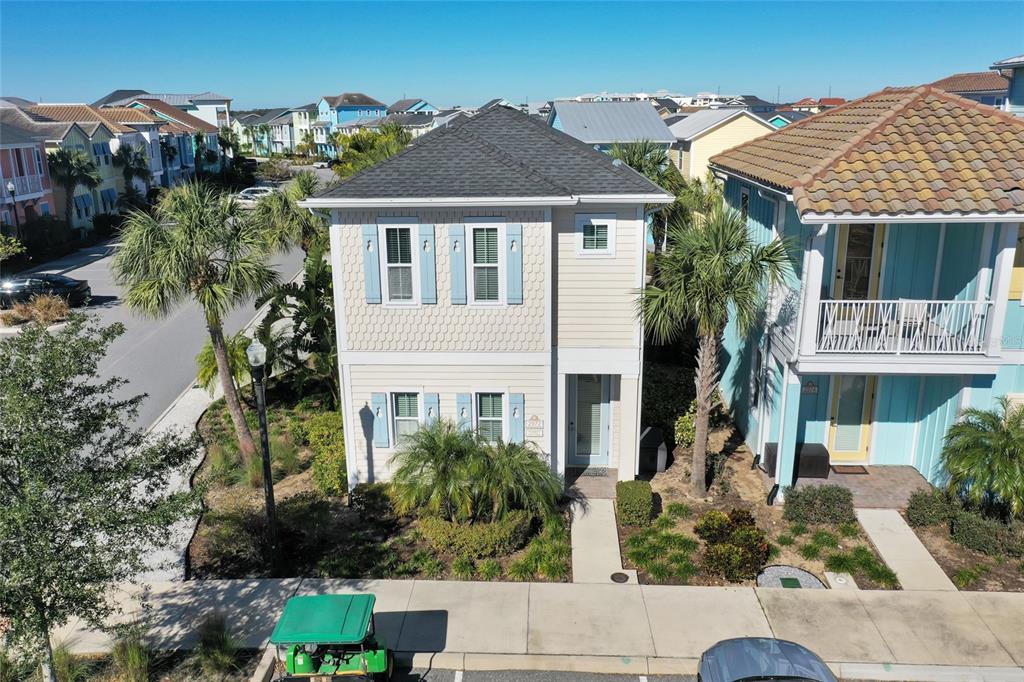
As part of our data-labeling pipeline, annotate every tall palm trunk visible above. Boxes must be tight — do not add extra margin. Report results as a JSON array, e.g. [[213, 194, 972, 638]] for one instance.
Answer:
[[63, 182, 75, 229], [208, 323, 257, 461], [691, 331, 720, 497]]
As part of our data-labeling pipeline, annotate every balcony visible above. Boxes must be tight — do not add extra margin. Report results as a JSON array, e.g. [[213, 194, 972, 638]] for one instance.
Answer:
[[816, 299, 992, 355], [1, 174, 44, 201]]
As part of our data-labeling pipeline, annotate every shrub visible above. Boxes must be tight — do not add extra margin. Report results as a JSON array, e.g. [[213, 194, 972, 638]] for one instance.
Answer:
[[951, 510, 1018, 556], [0, 309, 27, 326], [702, 544, 752, 581], [418, 510, 533, 558], [350, 482, 393, 520], [674, 400, 697, 449], [653, 514, 675, 531], [777, 533, 794, 546], [92, 212, 124, 238], [506, 559, 535, 582], [665, 502, 692, 519], [51, 641, 90, 682], [810, 530, 839, 549], [29, 294, 70, 325], [798, 543, 822, 560], [728, 508, 756, 529], [271, 434, 301, 478], [694, 510, 732, 544], [477, 558, 501, 581], [0, 648, 35, 682], [616, 480, 653, 527], [197, 613, 237, 677], [952, 564, 990, 589], [906, 489, 957, 527], [783, 485, 855, 524], [111, 625, 150, 682], [838, 522, 861, 539], [451, 555, 475, 580], [789, 522, 808, 536], [308, 411, 346, 496]]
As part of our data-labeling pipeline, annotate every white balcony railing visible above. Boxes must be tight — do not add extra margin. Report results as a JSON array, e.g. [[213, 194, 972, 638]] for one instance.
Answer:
[[0, 174, 44, 200], [816, 299, 992, 354]]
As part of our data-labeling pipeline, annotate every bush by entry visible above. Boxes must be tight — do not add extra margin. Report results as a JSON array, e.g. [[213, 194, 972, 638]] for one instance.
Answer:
[[616, 480, 654, 526]]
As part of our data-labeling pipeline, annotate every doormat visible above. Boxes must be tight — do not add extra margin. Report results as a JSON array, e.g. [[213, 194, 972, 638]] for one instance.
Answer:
[[832, 465, 868, 475], [567, 467, 609, 477]]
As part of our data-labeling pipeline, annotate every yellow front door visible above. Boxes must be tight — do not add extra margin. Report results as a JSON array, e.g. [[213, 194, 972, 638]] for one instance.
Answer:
[[833, 224, 885, 300], [828, 375, 875, 463]]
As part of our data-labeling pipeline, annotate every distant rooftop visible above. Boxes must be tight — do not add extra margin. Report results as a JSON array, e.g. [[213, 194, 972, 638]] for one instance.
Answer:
[[668, 108, 771, 141], [102, 91, 232, 107], [322, 92, 385, 108], [549, 100, 675, 145], [932, 71, 1009, 94]]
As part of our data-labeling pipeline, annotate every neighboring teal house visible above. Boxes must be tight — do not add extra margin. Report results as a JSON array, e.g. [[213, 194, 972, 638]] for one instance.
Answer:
[[991, 54, 1024, 116], [709, 85, 1024, 492], [315, 92, 387, 157], [387, 98, 438, 115]]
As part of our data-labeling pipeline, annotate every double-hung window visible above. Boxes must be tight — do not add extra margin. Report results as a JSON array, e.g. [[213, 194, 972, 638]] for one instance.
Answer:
[[471, 225, 499, 302], [383, 225, 415, 303], [392, 392, 419, 443], [575, 214, 616, 257], [476, 393, 503, 442]]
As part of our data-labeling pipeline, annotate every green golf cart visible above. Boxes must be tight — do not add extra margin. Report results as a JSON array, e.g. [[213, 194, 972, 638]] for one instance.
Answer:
[[269, 594, 394, 681]]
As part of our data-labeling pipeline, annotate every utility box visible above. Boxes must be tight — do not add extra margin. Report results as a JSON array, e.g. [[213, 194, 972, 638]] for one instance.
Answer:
[[638, 427, 667, 475]]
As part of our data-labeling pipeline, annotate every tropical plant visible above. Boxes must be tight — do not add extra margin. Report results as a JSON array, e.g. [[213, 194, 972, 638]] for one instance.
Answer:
[[196, 330, 251, 397], [678, 171, 724, 226], [159, 138, 178, 166], [0, 317, 200, 682], [476, 439, 562, 521], [116, 185, 148, 211], [112, 143, 152, 191], [242, 126, 256, 154], [332, 123, 412, 178], [256, 240, 337, 404], [193, 132, 218, 176], [0, 234, 24, 277], [942, 396, 1024, 519], [46, 148, 101, 229], [218, 126, 239, 164], [640, 206, 790, 495], [253, 169, 325, 253], [609, 140, 684, 252], [257, 124, 272, 156], [113, 181, 278, 462], [297, 129, 317, 156]]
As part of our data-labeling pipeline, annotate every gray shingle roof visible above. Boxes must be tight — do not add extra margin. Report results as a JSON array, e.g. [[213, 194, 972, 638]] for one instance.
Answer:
[[311, 105, 670, 201], [667, 108, 772, 140], [91, 89, 149, 107], [324, 93, 385, 107], [388, 98, 424, 113], [550, 100, 675, 144]]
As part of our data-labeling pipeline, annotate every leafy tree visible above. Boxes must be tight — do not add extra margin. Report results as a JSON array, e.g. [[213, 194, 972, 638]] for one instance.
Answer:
[[196, 330, 251, 397], [332, 123, 411, 178], [113, 181, 278, 462], [0, 316, 201, 681], [0, 234, 25, 276], [677, 171, 724, 227], [609, 140, 685, 252], [942, 396, 1024, 519], [640, 206, 790, 496], [257, 124, 272, 157], [256, 239, 337, 405], [112, 143, 152, 192], [253, 169, 325, 253], [297, 129, 317, 157], [46, 148, 101, 229]]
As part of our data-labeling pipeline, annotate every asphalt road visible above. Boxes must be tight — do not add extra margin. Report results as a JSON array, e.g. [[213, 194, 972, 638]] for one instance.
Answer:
[[394, 671, 696, 682], [28, 240, 305, 431]]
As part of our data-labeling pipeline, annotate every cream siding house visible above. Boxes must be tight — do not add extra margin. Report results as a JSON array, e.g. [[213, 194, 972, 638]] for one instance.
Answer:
[[667, 109, 774, 179], [302, 106, 672, 489]]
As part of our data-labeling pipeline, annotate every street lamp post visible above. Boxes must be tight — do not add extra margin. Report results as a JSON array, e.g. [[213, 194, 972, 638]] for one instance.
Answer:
[[246, 338, 280, 575], [5, 180, 21, 240]]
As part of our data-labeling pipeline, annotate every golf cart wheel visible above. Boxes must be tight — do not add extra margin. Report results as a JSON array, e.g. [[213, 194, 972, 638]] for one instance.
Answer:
[[373, 652, 394, 681]]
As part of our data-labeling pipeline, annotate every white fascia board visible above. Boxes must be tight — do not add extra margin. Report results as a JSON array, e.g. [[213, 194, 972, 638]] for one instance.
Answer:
[[300, 193, 673, 209], [340, 351, 551, 366], [576, 193, 674, 205], [800, 212, 1024, 224], [708, 166, 794, 202], [796, 354, 999, 376]]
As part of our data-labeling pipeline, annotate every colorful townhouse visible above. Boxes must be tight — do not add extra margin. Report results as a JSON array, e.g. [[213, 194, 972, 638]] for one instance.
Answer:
[[118, 98, 220, 185], [387, 98, 438, 115], [300, 105, 672, 488], [666, 108, 773, 179], [708, 86, 1024, 492], [0, 108, 57, 235], [315, 93, 388, 156], [96, 90, 232, 129]]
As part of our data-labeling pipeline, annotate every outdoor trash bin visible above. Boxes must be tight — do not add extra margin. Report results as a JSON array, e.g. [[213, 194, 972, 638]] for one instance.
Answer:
[[639, 427, 667, 474]]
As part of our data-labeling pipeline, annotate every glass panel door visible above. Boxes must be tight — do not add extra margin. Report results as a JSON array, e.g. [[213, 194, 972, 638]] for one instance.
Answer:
[[829, 375, 874, 462], [569, 374, 608, 466]]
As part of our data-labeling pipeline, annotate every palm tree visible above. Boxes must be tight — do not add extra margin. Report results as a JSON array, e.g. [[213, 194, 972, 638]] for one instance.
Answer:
[[257, 124, 272, 157], [298, 129, 316, 157], [47, 148, 101, 230], [640, 205, 791, 496], [678, 171, 724, 226], [196, 330, 250, 396], [242, 126, 256, 155], [112, 143, 153, 195], [116, 185, 147, 211], [113, 182, 278, 462], [609, 140, 684, 252], [389, 419, 480, 522], [476, 439, 561, 521], [160, 138, 178, 167], [253, 169, 325, 253], [942, 397, 1024, 519]]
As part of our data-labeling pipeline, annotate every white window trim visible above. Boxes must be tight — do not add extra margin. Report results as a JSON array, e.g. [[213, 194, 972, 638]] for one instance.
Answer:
[[377, 217, 420, 307], [474, 389, 509, 443], [464, 217, 507, 306], [575, 213, 617, 258], [390, 389, 423, 447]]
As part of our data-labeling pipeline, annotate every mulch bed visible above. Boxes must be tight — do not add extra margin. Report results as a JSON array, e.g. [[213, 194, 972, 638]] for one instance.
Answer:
[[906, 517, 1024, 591]]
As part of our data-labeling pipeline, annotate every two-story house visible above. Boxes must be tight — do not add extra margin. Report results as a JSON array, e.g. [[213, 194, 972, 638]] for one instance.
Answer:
[[991, 54, 1024, 116], [666, 108, 773, 179], [301, 105, 672, 488], [121, 98, 220, 186], [97, 91, 232, 129], [708, 86, 1024, 492], [0, 108, 57, 235], [315, 93, 388, 157]]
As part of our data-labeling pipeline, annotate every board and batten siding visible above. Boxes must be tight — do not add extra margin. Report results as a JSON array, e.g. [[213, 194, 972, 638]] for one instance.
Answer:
[[552, 205, 643, 349], [346, 363, 548, 484], [334, 207, 547, 352]]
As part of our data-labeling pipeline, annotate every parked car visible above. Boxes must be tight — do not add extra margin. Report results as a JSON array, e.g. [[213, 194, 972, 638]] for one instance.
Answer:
[[312, 160, 330, 169], [0, 274, 91, 308], [234, 186, 276, 207], [698, 638, 837, 682]]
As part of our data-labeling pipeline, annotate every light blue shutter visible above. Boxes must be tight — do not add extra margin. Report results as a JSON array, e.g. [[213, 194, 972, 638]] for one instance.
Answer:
[[423, 393, 440, 425], [509, 393, 525, 444], [506, 223, 523, 304], [449, 224, 467, 305], [371, 393, 390, 447], [419, 224, 437, 304], [455, 393, 473, 431], [361, 224, 382, 304]]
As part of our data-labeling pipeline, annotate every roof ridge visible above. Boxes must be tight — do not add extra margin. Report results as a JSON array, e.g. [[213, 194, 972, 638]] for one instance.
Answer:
[[922, 83, 1024, 129], [791, 86, 926, 198], [448, 121, 571, 195]]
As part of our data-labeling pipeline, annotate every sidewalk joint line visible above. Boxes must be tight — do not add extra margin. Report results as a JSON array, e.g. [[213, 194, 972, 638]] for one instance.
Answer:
[[525, 581, 533, 654], [752, 589, 777, 638], [636, 583, 658, 660], [853, 590, 897, 661], [962, 591, 1022, 667], [394, 579, 416, 651]]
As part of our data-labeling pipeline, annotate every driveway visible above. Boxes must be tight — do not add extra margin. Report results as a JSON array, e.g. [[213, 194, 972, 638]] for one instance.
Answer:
[[28, 240, 305, 430]]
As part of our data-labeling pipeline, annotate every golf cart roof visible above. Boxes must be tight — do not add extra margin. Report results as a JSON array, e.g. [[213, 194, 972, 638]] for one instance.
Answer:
[[270, 594, 376, 645]]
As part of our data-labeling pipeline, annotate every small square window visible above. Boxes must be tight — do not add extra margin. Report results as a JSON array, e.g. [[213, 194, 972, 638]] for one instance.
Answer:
[[583, 224, 609, 250], [477, 393, 503, 442], [575, 214, 616, 256], [393, 392, 419, 443]]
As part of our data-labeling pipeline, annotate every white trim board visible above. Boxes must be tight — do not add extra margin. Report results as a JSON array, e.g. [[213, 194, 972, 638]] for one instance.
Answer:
[[339, 351, 551, 366], [300, 193, 673, 209], [557, 347, 641, 376], [796, 355, 999, 376]]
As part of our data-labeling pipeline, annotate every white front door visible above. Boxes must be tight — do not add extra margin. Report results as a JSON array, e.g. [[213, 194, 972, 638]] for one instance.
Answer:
[[568, 374, 610, 467]]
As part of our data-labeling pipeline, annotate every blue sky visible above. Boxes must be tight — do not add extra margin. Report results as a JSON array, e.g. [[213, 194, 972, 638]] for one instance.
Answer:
[[2, 1, 1021, 109]]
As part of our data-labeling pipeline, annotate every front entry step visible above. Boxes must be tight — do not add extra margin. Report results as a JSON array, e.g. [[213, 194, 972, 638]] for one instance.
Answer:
[[566, 467, 618, 499]]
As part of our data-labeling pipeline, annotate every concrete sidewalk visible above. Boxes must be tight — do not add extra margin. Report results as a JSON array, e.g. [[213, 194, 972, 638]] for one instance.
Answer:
[[857, 509, 957, 591], [55, 579, 1024, 679]]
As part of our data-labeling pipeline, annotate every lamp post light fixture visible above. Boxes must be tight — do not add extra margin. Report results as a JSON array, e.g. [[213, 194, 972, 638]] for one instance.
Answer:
[[5, 180, 21, 240], [246, 337, 280, 575]]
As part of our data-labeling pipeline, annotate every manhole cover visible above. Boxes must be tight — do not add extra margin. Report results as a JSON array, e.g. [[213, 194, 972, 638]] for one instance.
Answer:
[[610, 572, 629, 583], [757, 565, 826, 589]]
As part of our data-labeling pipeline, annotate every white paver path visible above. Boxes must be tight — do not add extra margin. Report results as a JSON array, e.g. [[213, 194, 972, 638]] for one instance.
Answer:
[[856, 508, 956, 591], [569, 499, 632, 584]]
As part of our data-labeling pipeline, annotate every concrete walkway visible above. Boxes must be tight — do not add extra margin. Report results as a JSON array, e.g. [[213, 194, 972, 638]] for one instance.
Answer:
[[570, 499, 634, 584], [857, 508, 956, 591], [55, 579, 1024, 679]]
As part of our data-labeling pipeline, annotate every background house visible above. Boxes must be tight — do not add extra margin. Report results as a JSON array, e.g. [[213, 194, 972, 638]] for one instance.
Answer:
[[991, 54, 1024, 115], [0, 108, 56, 234], [97, 91, 232, 129], [548, 100, 675, 152], [388, 98, 438, 115], [931, 71, 1009, 108], [666, 108, 773, 178], [120, 98, 220, 184]]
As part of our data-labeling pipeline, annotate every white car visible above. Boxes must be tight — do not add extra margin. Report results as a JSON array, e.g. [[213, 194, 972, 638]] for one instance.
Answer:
[[235, 186, 275, 207], [312, 160, 330, 169]]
